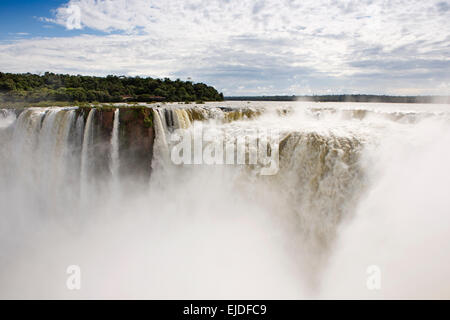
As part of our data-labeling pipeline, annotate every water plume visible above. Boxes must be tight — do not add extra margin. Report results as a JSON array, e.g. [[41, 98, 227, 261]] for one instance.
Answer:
[[0, 102, 449, 299]]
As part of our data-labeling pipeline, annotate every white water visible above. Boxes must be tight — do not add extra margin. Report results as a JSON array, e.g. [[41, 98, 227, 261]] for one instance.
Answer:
[[80, 109, 96, 205], [0, 102, 450, 299], [110, 109, 120, 193]]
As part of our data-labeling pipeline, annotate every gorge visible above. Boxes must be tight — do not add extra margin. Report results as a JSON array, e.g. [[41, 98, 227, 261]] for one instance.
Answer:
[[1, 101, 450, 299]]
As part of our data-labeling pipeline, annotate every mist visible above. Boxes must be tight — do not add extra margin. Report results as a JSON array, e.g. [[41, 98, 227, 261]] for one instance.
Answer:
[[1, 102, 450, 299]]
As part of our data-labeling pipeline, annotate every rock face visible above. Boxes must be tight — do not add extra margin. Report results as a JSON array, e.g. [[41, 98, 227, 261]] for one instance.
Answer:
[[118, 108, 154, 183], [73, 106, 155, 184], [93, 109, 115, 178]]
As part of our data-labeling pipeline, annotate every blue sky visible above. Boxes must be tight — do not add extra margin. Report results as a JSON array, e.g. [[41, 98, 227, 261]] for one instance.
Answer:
[[0, 0, 449, 96], [0, 0, 107, 40]]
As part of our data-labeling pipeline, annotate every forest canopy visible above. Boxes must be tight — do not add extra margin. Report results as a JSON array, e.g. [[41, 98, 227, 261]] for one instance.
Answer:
[[0, 72, 224, 103]]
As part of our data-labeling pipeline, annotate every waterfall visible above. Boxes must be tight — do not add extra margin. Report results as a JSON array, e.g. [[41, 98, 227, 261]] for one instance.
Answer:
[[75, 112, 85, 144], [10, 109, 47, 191], [2, 102, 450, 299], [149, 108, 172, 187], [0, 109, 16, 129], [3, 108, 77, 214], [110, 108, 120, 190], [51, 110, 76, 199], [80, 108, 96, 203], [37, 110, 76, 191], [174, 109, 192, 129], [152, 108, 170, 166]]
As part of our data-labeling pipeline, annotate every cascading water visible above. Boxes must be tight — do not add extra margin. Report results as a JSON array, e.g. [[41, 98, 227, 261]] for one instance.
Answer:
[[110, 109, 120, 192], [1, 102, 450, 299], [80, 108, 96, 204], [151, 108, 170, 172]]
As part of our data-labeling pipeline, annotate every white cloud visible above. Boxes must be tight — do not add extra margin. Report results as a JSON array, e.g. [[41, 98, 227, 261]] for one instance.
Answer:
[[0, 0, 449, 95]]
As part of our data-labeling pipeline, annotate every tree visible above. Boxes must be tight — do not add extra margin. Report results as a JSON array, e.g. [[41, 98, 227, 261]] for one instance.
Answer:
[[0, 72, 225, 103]]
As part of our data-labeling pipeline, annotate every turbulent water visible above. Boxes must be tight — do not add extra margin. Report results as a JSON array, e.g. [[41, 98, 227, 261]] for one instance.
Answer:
[[0, 101, 450, 299]]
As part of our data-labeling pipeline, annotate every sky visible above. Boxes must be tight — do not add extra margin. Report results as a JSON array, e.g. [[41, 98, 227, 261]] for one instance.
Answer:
[[0, 0, 449, 96]]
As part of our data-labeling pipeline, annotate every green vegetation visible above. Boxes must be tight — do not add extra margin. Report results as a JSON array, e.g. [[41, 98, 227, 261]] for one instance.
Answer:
[[0, 72, 224, 104], [1, 100, 87, 109], [142, 109, 153, 128]]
